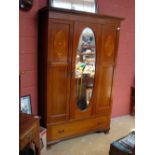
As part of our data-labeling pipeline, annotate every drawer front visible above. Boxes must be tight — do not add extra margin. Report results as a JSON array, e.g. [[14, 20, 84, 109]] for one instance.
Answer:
[[47, 116, 109, 142]]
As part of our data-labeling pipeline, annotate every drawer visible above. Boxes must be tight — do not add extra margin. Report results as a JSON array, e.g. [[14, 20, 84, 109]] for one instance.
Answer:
[[47, 116, 109, 142]]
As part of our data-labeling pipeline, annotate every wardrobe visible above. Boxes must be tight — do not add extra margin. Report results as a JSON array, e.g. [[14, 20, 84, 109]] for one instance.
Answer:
[[38, 7, 123, 144]]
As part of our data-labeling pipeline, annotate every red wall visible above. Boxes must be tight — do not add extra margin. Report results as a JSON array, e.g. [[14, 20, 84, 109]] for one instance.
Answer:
[[19, 0, 135, 117], [19, 0, 47, 114]]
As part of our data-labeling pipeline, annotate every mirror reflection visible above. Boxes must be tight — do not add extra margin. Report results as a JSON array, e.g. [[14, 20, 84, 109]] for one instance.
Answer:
[[75, 27, 96, 110]]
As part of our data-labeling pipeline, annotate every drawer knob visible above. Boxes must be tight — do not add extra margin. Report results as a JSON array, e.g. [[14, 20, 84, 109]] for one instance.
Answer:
[[98, 122, 102, 126], [58, 129, 64, 134]]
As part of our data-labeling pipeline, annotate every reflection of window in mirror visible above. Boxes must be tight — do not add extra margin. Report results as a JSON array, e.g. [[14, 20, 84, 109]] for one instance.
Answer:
[[49, 0, 98, 13]]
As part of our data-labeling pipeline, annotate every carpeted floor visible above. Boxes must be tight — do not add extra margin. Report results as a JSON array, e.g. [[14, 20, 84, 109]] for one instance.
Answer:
[[44, 115, 135, 155]]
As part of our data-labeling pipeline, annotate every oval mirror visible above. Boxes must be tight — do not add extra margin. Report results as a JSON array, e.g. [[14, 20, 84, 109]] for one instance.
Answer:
[[75, 27, 96, 110]]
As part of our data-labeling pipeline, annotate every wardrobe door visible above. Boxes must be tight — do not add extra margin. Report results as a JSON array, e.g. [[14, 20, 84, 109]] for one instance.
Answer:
[[47, 19, 73, 124], [95, 24, 120, 115], [70, 22, 101, 119]]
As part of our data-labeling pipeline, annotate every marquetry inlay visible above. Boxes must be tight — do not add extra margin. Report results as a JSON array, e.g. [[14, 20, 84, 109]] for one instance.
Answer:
[[104, 33, 115, 57], [54, 30, 67, 58]]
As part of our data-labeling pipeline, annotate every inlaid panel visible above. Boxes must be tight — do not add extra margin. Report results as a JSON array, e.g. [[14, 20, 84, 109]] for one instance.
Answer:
[[104, 33, 115, 57], [54, 30, 67, 58], [48, 21, 70, 63], [101, 25, 117, 65]]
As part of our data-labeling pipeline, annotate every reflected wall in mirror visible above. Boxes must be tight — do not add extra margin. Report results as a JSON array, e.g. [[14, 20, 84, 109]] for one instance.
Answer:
[[75, 27, 96, 110]]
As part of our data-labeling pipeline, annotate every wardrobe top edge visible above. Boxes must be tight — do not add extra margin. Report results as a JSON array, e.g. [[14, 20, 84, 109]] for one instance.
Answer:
[[39, 7, 124, 21]]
